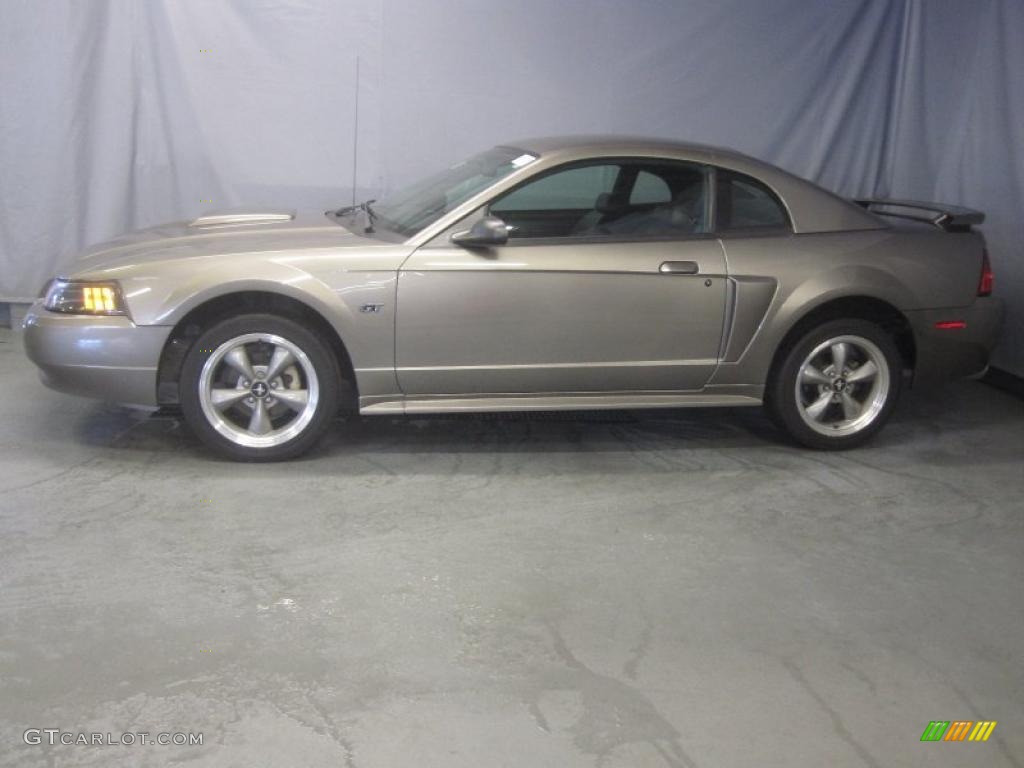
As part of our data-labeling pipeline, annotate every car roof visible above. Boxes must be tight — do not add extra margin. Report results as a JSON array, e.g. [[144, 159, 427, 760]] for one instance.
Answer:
[[503, 135, 884, 234], [508, 134, 734, 157]]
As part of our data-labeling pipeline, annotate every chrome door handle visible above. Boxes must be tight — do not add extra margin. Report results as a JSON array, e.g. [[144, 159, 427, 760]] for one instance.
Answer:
[[659, 260, 699, 275]]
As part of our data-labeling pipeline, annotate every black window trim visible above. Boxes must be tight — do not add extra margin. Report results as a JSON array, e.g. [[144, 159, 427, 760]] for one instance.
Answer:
[[486, 230, 722, 248]]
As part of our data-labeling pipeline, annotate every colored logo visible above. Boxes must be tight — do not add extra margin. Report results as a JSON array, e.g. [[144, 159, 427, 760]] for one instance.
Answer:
[[921, 721, 997, 742]]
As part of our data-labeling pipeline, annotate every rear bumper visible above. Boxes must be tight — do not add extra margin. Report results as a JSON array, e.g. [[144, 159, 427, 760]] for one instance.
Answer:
[[906, 297, 1004, 387], [22, 301, 170, 407]]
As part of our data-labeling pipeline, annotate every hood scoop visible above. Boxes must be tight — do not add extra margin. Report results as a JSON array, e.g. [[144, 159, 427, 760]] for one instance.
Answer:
[[189, 209, 296, 228]]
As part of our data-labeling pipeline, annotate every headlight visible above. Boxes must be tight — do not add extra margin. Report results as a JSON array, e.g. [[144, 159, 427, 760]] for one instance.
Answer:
[[43, 280, 128, 316]]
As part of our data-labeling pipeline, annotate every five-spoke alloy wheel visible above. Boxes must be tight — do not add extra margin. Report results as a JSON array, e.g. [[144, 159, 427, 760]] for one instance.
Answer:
[[768, 319, 901, 450], [180, 314, 340, 461]]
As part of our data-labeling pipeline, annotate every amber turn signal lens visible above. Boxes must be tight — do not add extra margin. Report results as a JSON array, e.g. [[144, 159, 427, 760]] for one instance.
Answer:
[[44, 280, 127, 316]]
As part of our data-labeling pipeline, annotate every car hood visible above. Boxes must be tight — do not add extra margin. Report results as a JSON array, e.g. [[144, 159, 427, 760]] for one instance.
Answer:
[[71, 208, 380, 273]]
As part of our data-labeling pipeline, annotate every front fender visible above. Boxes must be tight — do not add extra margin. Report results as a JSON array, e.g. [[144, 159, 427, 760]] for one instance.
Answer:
[[119, 257, 398, 397]]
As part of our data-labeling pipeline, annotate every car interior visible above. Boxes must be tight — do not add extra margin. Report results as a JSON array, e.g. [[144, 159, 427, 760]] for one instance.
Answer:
[[484, 160, 790, 240], [488, 161, 709, 240]]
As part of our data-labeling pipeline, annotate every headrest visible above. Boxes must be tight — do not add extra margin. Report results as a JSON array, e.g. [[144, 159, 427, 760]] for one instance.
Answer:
[[594, 192, 620, 214]]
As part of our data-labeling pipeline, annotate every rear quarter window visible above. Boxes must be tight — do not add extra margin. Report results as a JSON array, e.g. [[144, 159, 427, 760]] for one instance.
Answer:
[[716, 169, 790, 231]]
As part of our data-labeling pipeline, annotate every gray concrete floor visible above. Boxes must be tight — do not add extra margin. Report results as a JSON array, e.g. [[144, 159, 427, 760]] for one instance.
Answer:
[[0, 328, 1022, 768]]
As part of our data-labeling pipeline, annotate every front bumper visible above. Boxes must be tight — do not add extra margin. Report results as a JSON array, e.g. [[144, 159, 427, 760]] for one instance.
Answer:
[[22, 301, 171, 407], [906, 297, 1004, 387]]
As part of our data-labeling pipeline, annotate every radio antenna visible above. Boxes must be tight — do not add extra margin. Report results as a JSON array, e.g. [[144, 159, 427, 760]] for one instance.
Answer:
[[351, 55, 361, 206]]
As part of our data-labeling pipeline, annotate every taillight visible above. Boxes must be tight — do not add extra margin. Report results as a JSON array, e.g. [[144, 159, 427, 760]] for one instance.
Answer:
[[978, 249, 994, 296]]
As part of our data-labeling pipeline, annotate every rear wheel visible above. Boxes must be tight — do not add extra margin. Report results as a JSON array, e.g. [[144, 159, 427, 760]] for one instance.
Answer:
[[179, 314, 340, 461], [767, 318, 901, 450]]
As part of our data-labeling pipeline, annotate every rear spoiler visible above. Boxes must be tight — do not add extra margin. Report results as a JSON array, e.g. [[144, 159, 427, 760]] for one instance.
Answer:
[[853, 199, 985, 232]]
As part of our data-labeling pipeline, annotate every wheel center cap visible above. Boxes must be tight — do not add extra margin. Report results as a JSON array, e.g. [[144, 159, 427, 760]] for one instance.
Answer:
[[832, 378, 847, 393], [250, 381, 269, 399]]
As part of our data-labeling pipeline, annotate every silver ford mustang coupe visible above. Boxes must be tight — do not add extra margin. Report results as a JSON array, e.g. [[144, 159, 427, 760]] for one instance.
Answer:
[[24, 136, 1002, 460]]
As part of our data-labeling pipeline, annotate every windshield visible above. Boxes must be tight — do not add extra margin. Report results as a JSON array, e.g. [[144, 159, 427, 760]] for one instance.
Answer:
[[359, 147, 537, 237]]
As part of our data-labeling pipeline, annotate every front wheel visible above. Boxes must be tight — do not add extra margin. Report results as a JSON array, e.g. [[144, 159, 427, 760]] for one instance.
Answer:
[[179, 314, 340, 461], [767, 319, 902, 450]]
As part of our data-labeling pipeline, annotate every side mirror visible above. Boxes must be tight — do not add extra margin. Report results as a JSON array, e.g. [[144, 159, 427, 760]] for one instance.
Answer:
[[451, 215, 509, 248]]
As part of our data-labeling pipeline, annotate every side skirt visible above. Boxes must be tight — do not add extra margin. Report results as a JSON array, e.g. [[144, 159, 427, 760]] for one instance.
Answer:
[[359, 389, 763, 415]]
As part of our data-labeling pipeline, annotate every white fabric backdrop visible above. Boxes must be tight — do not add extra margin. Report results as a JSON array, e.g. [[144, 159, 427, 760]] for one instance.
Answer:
[[1, 0, 1021, 372]]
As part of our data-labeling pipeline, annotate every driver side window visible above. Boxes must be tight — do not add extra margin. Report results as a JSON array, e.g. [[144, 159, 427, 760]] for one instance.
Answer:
[[489, 159, 708, 240], [490, 164, 620, 239]]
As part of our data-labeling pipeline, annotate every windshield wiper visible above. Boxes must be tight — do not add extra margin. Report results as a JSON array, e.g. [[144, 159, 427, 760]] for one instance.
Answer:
[[360, 200, 378, 233], [333, 199, 377, 232], [333, 200, 369, 216]]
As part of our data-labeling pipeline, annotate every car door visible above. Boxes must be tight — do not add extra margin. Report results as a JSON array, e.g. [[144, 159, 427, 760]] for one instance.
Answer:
[[395, 158, 728, 396]]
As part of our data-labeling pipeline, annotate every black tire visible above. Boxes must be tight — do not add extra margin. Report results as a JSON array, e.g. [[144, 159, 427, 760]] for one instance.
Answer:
[[179, 314, 340, 461], [766, 318, 902, 450]]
